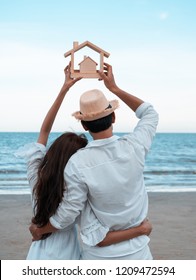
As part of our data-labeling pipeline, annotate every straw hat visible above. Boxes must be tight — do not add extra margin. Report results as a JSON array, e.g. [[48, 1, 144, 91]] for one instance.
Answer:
[[72, 89, 119, 121]]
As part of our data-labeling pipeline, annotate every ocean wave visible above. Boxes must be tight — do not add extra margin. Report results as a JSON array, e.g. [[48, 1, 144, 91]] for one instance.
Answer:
[[0, 185, 195, 195], [0, 169, 26, 174], [144, 170, 196, 175], [145, 181, 196, 186], [0, 189, 31, 195], [0, 183, 28, 187], [146, 186, 196, 193], [1, 169, 195, 176], [0, 177, 27, 181]]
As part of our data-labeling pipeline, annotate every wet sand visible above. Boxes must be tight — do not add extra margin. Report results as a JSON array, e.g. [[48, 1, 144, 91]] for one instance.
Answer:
[[0, 193, 195, 260]]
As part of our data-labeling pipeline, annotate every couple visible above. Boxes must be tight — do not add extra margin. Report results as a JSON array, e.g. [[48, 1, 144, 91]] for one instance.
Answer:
[[21, 62, 158, 259]]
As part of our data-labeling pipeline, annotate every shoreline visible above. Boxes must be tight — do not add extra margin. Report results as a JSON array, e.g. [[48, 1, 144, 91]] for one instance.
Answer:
[[0, 192, 196, 260], [1, 188, 196, 196]]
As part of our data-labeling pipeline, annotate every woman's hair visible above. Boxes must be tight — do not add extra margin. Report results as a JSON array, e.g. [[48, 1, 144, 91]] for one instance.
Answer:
[[32, 132, 88, 234]]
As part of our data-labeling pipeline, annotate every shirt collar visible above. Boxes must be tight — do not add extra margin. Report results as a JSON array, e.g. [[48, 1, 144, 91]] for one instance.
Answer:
[[86, 135, 120, 148]]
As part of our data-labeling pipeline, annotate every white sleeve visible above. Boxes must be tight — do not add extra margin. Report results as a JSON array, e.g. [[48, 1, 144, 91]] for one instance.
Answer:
[[15, 142, 46, 192], [49, 160, 88, 229], [124, 102, 159, 157], [134, 102, 159, 153], [79, 201, 109, 246]]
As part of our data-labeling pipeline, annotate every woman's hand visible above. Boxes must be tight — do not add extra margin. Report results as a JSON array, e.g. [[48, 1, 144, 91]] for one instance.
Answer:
[[62, 62, 82, 91]]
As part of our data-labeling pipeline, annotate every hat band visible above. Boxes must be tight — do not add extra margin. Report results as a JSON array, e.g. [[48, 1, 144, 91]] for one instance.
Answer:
[[80, 104, 112, 116]]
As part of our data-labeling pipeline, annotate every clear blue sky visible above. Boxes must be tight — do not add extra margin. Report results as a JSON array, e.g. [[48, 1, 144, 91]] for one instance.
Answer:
[[0, 0, 196, 132]]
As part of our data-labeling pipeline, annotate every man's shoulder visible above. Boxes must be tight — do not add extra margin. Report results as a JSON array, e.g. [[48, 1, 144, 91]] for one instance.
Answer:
[[67, 147, 87, 166]]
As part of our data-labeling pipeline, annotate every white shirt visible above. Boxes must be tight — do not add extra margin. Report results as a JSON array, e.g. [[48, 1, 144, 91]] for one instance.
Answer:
[[50, 102, 159, 258]]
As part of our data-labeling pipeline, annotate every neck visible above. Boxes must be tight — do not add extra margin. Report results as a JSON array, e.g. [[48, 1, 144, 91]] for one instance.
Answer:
[[90, 126, 113, 140]]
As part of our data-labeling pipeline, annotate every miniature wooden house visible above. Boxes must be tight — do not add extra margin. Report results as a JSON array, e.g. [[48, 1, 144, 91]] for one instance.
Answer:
[[79, 56, 98, 74], [64, 41, 110, 78]]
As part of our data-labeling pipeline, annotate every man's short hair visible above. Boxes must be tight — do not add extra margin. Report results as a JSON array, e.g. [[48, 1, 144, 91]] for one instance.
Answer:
[[81, 113, 113, 133]]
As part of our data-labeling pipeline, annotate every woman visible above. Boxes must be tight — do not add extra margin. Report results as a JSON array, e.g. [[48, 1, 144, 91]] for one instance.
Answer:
[[17, 63, 152, 259]]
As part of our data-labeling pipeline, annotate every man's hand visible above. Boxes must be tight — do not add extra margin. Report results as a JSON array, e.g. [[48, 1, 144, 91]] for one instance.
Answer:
[[29, 221, 57, 241], [98, 63, 119, 93], [29, 223, 42, 241]]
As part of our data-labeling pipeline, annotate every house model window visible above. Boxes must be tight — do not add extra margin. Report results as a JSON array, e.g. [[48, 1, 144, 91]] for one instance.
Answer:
[[64, 41, 110, 78]]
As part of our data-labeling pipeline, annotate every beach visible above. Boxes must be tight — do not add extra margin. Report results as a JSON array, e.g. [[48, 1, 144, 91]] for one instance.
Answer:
[[0, 192, 195, 260]]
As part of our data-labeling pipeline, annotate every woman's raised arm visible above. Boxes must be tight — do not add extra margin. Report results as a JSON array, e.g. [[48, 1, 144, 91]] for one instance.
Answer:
[[37, 64, 82, 146]]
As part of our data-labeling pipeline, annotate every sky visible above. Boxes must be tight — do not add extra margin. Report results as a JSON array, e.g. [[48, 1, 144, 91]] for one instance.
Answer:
[[0, 0, 196, 132]]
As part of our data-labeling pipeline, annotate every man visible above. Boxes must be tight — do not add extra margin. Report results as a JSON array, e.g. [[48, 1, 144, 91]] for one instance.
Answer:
[[31, 63, 158, 259]]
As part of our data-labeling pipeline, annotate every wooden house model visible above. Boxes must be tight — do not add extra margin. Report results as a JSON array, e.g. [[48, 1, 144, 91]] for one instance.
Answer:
[[64, 41, 110, 78]]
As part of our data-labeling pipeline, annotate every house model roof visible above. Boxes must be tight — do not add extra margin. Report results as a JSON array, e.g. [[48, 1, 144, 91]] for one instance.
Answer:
[[79, 56, 98, 65], [64, 41, 110, 58]]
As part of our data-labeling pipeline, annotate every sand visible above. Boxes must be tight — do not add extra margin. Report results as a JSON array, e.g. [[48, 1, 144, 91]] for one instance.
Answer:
[[0, 192, 195, 260]]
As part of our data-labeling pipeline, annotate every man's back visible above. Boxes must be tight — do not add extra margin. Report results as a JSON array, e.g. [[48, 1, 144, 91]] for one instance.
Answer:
[[68, 134, 148, 230], [61, 102, 158, 258]]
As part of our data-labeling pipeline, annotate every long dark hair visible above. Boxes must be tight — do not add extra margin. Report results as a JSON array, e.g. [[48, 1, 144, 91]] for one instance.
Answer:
[[32, 132, 88, 236]]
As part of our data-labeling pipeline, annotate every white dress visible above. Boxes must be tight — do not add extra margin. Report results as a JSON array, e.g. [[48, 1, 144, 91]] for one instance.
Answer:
[[16, 142, 109, 260], [27, 224, 80, 260]]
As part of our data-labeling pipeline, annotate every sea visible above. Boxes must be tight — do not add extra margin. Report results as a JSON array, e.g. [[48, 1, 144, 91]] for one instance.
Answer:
[[0, 132, 196, 194]]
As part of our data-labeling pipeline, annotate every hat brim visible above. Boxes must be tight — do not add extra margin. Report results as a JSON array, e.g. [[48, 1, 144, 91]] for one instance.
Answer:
[[72, 99, 119, 121]]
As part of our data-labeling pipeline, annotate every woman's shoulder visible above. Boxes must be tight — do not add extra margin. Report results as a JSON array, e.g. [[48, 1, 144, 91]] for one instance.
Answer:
[[15, 142, 46, 161]]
